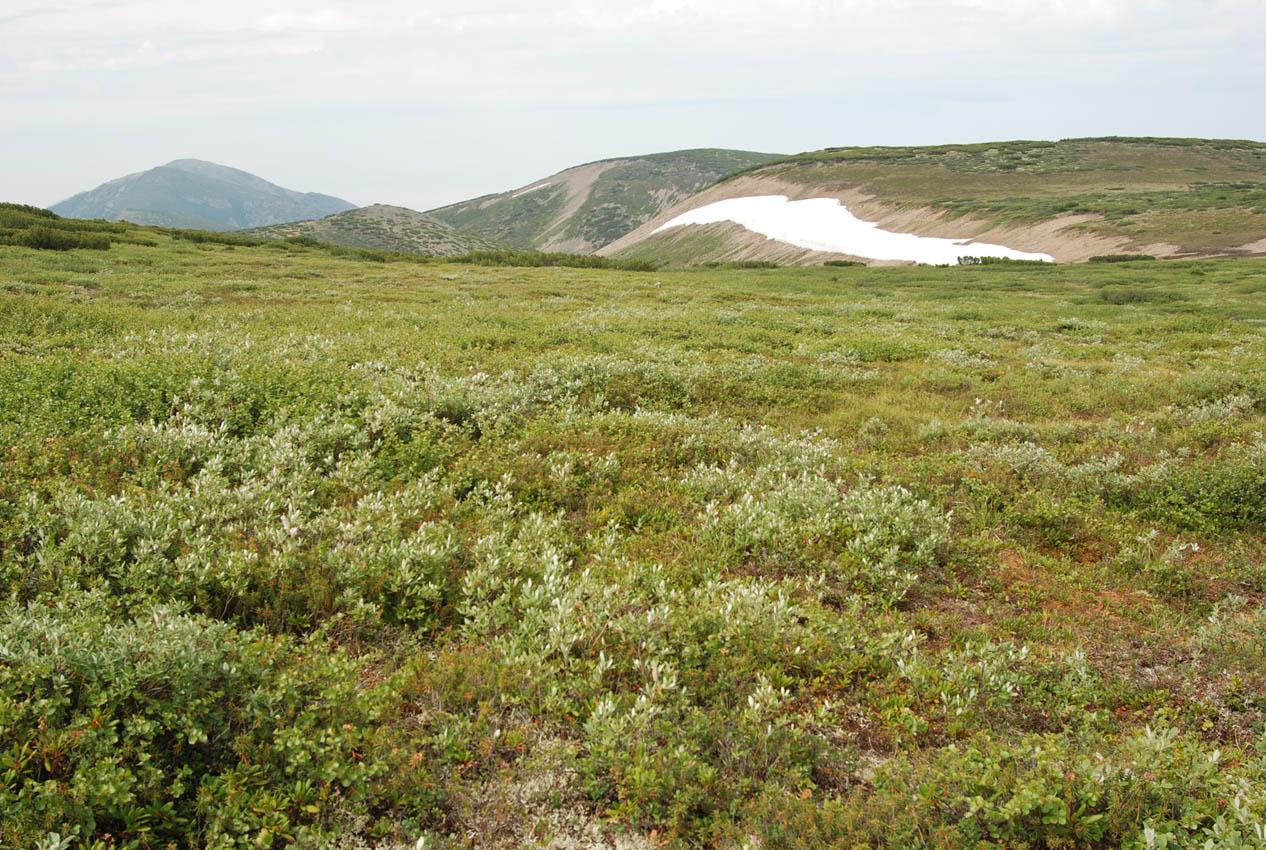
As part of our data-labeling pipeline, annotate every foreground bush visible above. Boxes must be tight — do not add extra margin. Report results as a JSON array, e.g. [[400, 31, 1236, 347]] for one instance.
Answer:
[[0, 598, 436, 849], [740, 727, 1266, 849]]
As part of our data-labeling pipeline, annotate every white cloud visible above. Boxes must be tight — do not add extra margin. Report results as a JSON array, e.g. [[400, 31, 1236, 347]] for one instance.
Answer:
[[2, 0, 1264, 210], [255, 9, 368, 32]]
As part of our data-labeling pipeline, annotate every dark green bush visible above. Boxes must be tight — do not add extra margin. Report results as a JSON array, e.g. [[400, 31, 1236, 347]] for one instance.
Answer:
[[823, 259, 864, 267], [323, 243, 393, 262], [844, 729, 1266, 849], [1097, 286, 1187, 304], [958, 256, 1052, 266], [1089, 253, 1157, 263], [1144, 447, 1266, 531], [0, 598, 434, 848], [0, 202, 59, 222], [700, 260, 780, 269], [13, 226, 111, 251], [453, 250, 657, 271], [168, 229, 269, 247]]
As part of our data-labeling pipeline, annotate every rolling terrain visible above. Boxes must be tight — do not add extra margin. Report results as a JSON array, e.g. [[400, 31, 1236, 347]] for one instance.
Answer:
[[427, 148, 783, 253], [604, 137, 1266, 266], [240, 204, 508, 256], [50, 159, 356, 231], [2, 205, 1266, 847]]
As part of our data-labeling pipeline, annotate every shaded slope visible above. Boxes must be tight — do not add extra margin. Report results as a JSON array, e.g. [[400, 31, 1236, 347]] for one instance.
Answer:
[[240, 204, 508, 257], [428, 148, 783, 253], [604, 138, 1266, 265], [50, 160, 356, 231]]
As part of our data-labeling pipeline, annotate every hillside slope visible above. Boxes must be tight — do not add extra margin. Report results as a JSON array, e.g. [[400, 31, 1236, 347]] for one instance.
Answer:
[[603, 138, 1266, 265], [239, 204, 507, 256], [50, 160, 355, 231], [428, 148, 783, 253]]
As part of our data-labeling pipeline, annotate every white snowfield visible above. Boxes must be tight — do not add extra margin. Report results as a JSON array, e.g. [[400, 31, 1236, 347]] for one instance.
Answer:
[[652, 195, 1054, 264]]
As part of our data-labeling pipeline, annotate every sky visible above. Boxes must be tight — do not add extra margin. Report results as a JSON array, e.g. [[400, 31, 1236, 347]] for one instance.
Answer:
[[2, 0, 1265, 211]]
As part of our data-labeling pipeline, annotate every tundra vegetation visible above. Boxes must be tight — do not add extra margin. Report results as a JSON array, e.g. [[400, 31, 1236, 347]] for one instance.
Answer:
[[1, 214, 1265, 849], [240, 207, 512, 259]]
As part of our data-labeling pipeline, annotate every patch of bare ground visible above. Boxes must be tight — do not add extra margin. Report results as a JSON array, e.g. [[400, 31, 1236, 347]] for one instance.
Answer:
[[451, 737, 655, 850], [528, 162, 626, 253], [1238, 236, 1266, 255]]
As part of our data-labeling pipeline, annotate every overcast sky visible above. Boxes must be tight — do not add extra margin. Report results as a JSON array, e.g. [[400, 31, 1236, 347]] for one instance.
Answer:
[[3, 0, 1265, 211]]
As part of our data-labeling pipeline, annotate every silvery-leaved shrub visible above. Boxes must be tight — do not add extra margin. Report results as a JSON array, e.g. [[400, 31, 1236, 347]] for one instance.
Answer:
[[687, 462, 948, 606]]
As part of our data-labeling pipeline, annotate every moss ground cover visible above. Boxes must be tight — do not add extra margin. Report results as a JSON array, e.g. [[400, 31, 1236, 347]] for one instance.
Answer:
[[2, 231, 1265, 848]]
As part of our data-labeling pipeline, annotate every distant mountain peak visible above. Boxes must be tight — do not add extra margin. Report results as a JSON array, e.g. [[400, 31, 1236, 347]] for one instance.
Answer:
[[50, 161, 355, 231], [164, 158, 216, 168]]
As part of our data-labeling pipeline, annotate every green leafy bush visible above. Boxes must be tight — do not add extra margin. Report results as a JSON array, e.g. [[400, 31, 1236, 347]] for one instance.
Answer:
[[1090, 253, 1158, 263], [0, 202, 60, 224], [12, 226, 111, 251], [167, 229, 270, 247], [853, 728, 1266, 849], [1097, 286, 1187, 304], [0, 597, 435, 849], [700, 260, 780, 269], [957, 255, 1051, 266], [452, 249, 656, 271]]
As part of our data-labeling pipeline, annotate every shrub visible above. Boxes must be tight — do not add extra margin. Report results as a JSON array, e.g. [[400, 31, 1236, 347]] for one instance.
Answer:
[[687, 463, 949, 605], [1089, 253, 1157, 263], [13, 226, 111, 251], [700, 260, 780, 269], [0, 202, 59, 220], [0, 597, 433, 848], [1097, 286, 1186, 304], [452, 250, 657, 271], [168, 229, 269, 247], [958, 255, 1051, 266], [850, 728, 1266, 849]]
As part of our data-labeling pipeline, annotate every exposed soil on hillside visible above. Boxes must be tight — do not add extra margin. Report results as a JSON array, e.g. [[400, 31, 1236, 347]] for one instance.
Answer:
[[602, 174, 1187, 265]]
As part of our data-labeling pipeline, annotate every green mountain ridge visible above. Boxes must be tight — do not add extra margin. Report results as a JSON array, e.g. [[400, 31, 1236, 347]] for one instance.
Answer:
[[239, 204, 508, 257], [428, 148, 784, 253], [50, 159, 356, 232]]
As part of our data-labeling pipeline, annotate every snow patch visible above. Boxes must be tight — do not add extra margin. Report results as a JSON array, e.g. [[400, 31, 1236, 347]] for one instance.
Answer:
[[653, 195, 1053, 264]]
